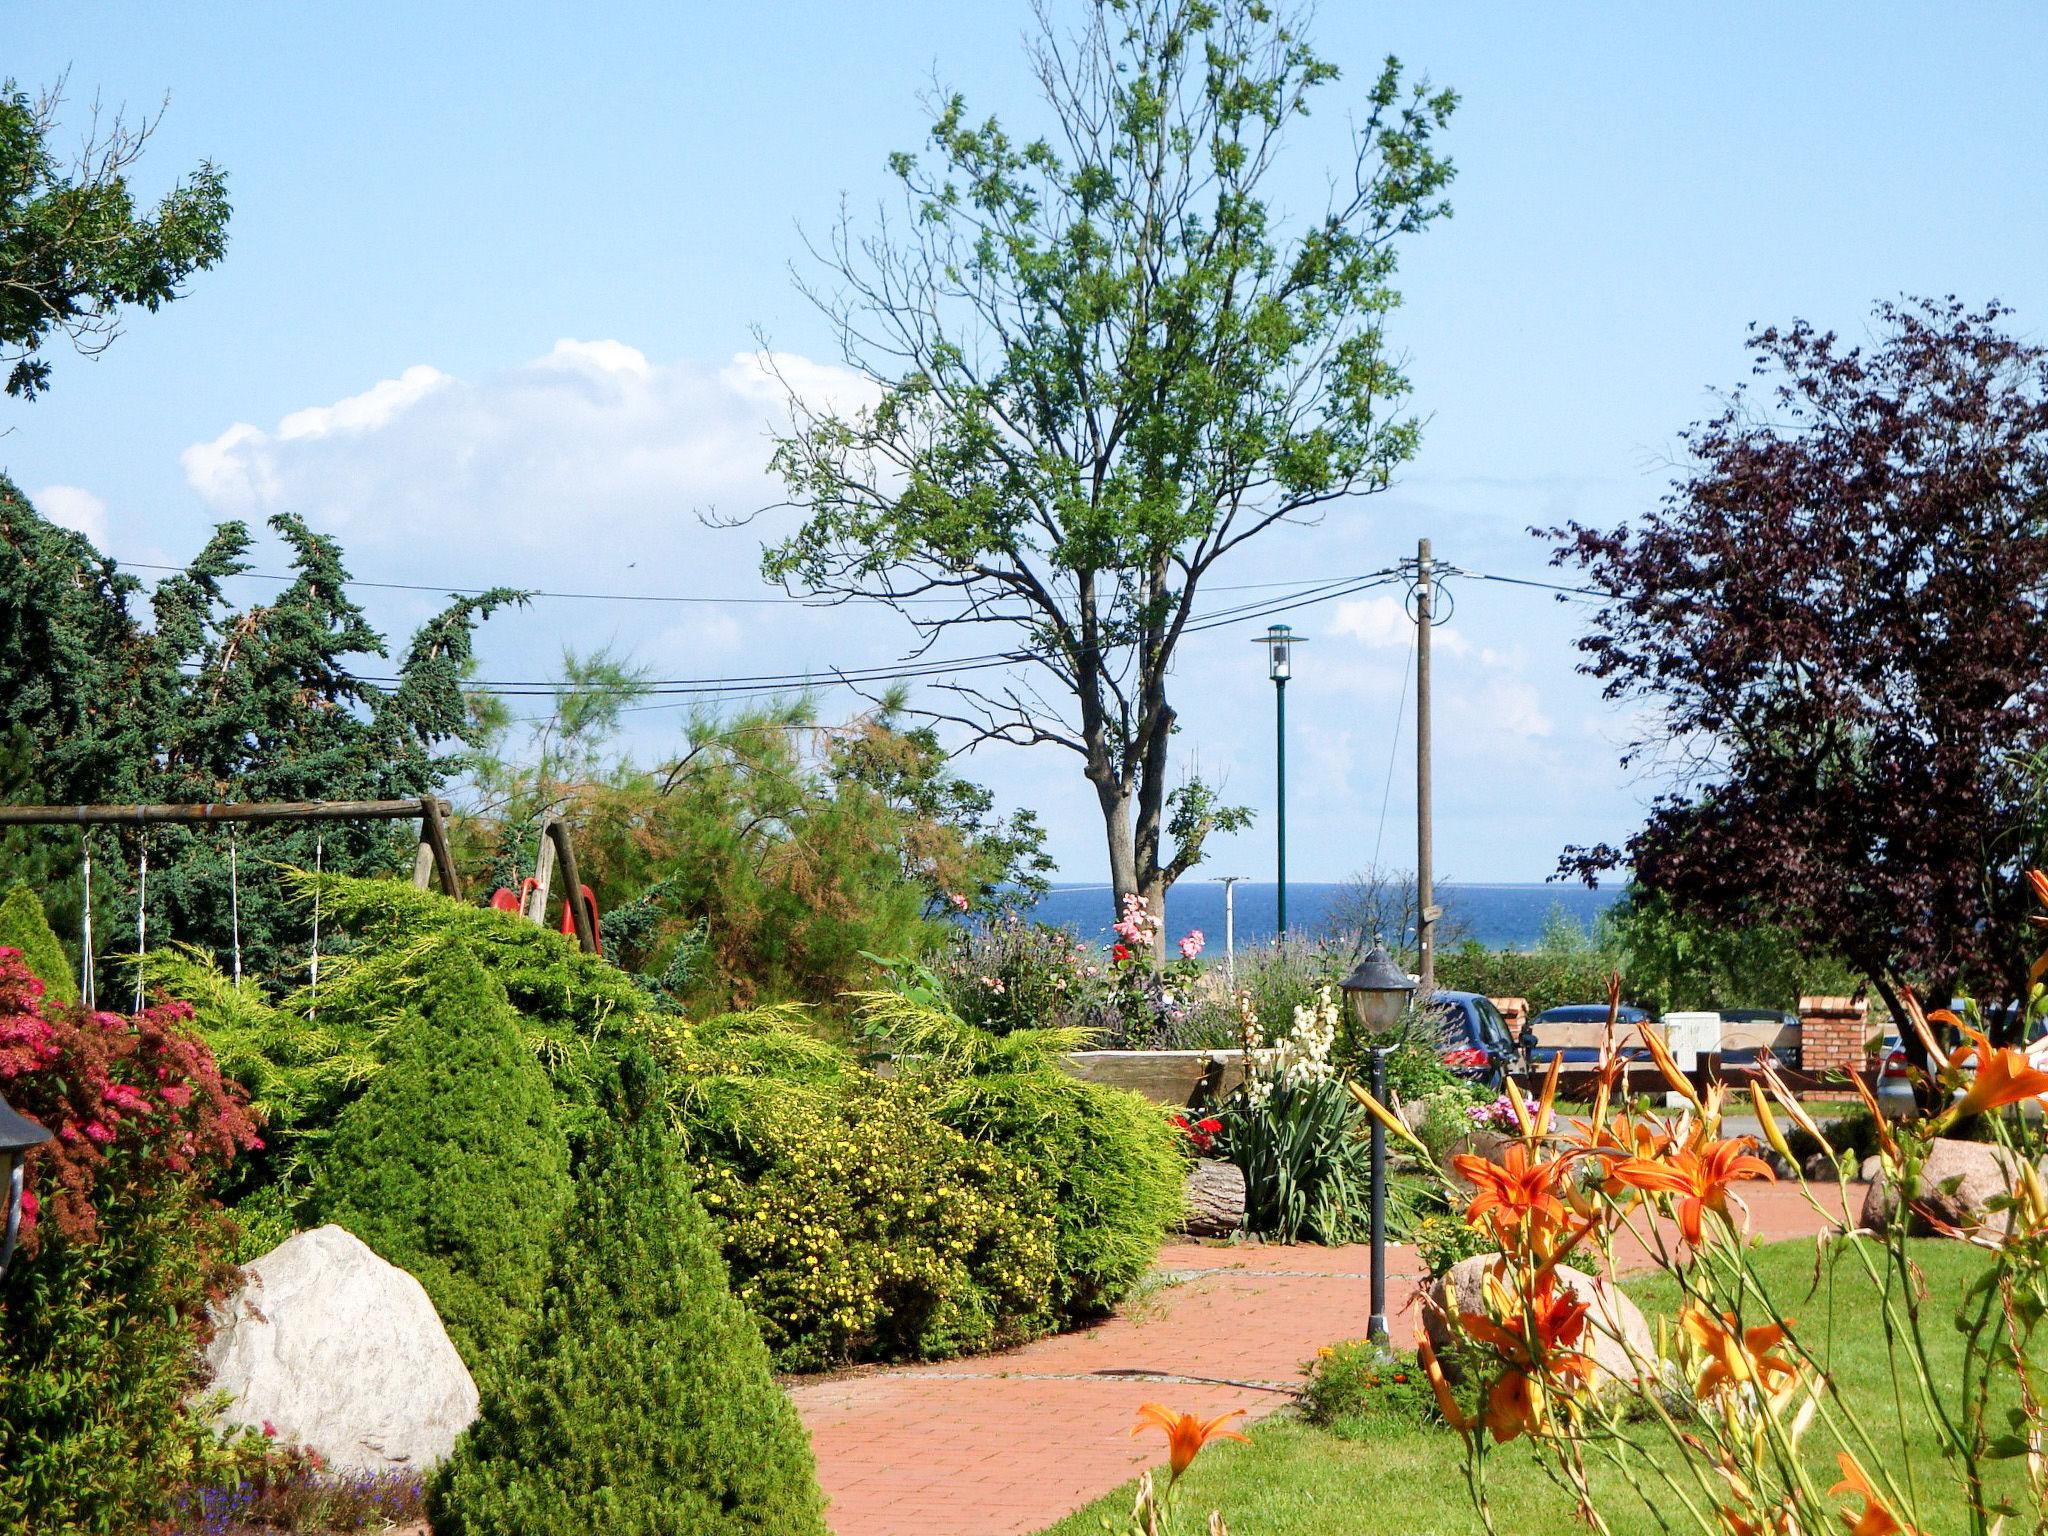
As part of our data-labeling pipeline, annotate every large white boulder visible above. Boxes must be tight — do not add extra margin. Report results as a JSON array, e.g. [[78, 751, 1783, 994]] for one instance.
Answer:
[[202, 1225, 479, 1473], [1860, 1138, 2037, 1239]]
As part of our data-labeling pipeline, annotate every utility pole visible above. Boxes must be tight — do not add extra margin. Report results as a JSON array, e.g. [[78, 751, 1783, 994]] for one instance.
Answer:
[[1219, 876, 1244, 982], [1415, 538, 1439, 995]]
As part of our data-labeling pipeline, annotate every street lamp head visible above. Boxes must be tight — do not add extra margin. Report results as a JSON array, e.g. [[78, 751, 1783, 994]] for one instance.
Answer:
[[1250, 622, 1303, 681], [0, 1091, 51, 1281], [1338, 943, 1417, 1035]]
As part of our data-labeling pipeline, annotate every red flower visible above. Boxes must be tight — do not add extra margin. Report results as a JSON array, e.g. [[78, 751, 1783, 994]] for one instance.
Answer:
[[1112, 943, 1132, 964]]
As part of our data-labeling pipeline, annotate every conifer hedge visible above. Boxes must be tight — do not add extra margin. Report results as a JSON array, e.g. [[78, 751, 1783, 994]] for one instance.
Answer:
[[309, 938, 571, 1374], [0, 880, 76, 1004], [429, 1054, 827, 1536]]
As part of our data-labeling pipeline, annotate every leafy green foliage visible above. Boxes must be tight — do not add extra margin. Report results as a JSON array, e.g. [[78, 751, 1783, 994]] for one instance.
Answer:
[[0, 481, 518, 992], [853, 990, 1183, 1318], [309, 940, 572, 1375], [1434, 910, 1620, 1019], [766, 0, 1455, 914], [1602, 889, 1859, 1015], [0, 879, 74, 1003], [462, 687, 1048, 1015], [428, 1056, 828, 1536], [1301, 1344, 1442, 1437], [0, 82, 230, 399], [689, 1079, 1057, 1369], [1220, 1077, 1377, 1244], [284, 871, 670, 1147]]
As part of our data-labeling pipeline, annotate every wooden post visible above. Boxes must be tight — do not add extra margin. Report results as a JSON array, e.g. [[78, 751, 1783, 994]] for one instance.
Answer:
[[410, 840, 436, 889], [524, 824, 558, 925], [417, 797, 462, 901], [545, 820, 598, 954]]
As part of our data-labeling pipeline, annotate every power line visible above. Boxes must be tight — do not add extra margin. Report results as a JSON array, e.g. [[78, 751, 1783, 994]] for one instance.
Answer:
[[1448, 566, 1602, 599], [108, 556, 1388, 609]]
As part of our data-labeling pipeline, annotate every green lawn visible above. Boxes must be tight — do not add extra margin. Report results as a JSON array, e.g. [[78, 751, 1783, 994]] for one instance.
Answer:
[[1039, 1240, 2024, 1536]]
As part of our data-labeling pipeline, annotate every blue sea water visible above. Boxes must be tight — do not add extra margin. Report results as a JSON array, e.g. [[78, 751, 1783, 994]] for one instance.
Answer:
[[1019, 881, 1622, 953]]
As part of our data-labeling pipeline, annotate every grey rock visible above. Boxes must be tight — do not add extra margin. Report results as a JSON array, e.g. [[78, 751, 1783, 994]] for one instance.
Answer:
[[1425, 1254, 1658, 1396], [1860, 1138, 2036, 1239], [1179, 1158, 1246, 1237], [202, 1225, 479, 1472]]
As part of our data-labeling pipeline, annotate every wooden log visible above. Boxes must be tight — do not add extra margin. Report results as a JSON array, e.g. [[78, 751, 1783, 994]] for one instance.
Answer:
[[418, 797, 462, 901], [545, 820, 598, 954], [0, 798, 443, 827], [1179, 1158, 1245, 1238]]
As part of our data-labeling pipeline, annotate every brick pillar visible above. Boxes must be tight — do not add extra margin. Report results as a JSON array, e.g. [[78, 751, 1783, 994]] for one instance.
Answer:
[[1798, 994, 1871, 1075], [1492, 997, 1528, 1036]]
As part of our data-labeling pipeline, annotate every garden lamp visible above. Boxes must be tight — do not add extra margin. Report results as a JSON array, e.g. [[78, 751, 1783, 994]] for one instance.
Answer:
[[0, 1091, 50, 1279], [1339, 944, 1416, 1035]]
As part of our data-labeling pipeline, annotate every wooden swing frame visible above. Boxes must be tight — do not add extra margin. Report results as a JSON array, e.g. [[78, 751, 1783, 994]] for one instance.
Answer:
[[0, 796, 599, 955]]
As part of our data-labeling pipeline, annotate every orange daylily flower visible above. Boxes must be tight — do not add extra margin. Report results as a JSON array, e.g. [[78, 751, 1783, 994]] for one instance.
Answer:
[[1681, 1304, 1802, 1409], [1573, 1113, 1675, 1199], [1130, 1404, 1248, 1480], [1641, 1023, 1701, 1107], [1453, 1142, 1567, 1240], [1831, 1453, 1923, 1536], [1451, 1267, 1598, 1443], [1946, 1024, 2048, 1122], [1416, 1330, 1474, 1434], [1612, 1136, 1775, 1244]]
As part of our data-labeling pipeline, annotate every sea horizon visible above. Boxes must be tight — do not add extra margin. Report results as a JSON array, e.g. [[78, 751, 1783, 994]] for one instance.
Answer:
[[1017, 879, 1623, 954]]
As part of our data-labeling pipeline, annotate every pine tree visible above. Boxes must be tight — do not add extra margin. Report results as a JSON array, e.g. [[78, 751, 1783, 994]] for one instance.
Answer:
[[429, 1053, 827, 1536], [0, 881, 76, 1004], [309, 939, 570, 1374]]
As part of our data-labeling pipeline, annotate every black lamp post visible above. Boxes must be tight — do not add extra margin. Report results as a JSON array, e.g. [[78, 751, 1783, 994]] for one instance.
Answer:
[[0, 1092, 50, 1280], [1340, 944, 1418, 1343]]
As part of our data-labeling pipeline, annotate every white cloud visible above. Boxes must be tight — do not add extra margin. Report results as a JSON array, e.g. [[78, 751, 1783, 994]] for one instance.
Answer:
[[177, 342, 879, 565], [1327, 594, 1469, 655], [35, 484, 109, 546], [276, 363, 450, 442]]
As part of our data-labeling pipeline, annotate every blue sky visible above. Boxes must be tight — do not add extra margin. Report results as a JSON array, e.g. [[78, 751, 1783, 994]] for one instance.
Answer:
[[5, 2, 2045, 886]]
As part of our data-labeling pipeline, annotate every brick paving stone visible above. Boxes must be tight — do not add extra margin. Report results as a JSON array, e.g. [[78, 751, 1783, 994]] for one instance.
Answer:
[[792, 1182, 1839, 1536]]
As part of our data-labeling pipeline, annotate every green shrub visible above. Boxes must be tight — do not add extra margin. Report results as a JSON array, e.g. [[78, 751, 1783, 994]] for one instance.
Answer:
[[937, 1069, 1183, 1319], [428, 1055, 828, 1536], [690, 1079, 1057, 1369], [0, 880, 75, 1004], [1783, 1102, 1888, 1170], [1411, 1209, 1491, 1277], [1221, 1075, 1376, 1243], [309, 939, 571, 1375], [852, 990, 1183, 1320], [1301, 1342, 1441, 1437]]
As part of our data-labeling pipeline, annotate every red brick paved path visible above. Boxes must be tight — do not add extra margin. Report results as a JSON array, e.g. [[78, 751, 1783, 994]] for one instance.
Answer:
[[790, 1183, 1842, 1536]]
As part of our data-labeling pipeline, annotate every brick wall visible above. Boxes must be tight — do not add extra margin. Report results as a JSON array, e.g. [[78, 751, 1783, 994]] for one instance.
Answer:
[[1799, 994, 1873, 1074], [1492, 997, 1528, 1036]]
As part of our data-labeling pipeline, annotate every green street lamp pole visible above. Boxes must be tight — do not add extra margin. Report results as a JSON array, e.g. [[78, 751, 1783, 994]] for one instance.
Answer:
[[1253, 624, 1305, 937]]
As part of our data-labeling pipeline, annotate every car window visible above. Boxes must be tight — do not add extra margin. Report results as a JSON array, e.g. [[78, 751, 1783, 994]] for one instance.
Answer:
[[1472, 997, 1514, 1051]]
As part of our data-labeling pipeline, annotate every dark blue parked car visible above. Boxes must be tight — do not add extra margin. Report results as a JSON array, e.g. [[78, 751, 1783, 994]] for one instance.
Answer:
[[1526, 1002, 1653, 1068], [1426, 991, 1517, 1087]]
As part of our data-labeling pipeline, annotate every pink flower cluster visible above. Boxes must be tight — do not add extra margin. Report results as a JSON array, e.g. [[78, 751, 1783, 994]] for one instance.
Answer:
[[1178, 929, 1205, 961]]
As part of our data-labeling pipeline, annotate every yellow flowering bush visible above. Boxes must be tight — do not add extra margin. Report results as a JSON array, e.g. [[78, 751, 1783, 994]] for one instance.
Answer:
[[689, 1081, 1058, 1370]]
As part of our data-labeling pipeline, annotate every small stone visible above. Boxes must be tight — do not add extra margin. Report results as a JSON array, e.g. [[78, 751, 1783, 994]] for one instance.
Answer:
[[202, 1225, 479, 1473]]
